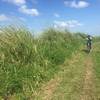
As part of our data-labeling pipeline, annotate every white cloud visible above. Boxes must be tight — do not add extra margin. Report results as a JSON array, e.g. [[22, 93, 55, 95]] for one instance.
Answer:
[[54, 20, 83, 29], [19, 5, 39, 16], [64, 0, 89, 8], [3, 0, 40, 17], [54, 13, 60, 18], [3, 0, 26, 5], [0, 14, 9, 21]]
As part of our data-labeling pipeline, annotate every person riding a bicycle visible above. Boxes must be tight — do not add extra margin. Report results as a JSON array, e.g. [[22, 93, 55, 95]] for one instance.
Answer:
[[86, 35, 92, 52]]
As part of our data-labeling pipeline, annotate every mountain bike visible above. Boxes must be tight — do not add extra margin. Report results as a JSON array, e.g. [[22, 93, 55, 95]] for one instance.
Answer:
[[87, 42, 92, 53]]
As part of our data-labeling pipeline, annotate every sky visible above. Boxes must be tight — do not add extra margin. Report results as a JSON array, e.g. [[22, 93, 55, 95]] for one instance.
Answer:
[[0, 0, 100, 35]]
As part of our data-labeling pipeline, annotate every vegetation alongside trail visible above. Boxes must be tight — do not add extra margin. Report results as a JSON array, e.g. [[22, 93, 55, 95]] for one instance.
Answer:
[[0, 26, 100, 100], [0, 26, 82, 99], [92, 42, 100, 99]]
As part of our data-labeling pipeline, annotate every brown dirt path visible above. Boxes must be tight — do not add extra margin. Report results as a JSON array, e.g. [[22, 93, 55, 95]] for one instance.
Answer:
[[34, 51, 83, 100], [40, 52, 82, 100], [32, 50, 97, 100], [80, 55, 96, 100]]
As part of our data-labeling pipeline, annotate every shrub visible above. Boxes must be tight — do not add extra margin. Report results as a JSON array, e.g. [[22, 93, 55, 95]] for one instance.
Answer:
[[0, 26, 81, 98]]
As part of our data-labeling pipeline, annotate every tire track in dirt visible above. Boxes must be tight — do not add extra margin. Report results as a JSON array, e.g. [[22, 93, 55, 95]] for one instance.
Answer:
[[34, 51, 81, 100], [40, 77, 61, 100], [81, 55, 96, 100]]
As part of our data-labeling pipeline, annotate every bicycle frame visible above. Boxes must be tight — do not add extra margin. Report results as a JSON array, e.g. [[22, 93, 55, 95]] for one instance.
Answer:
[[87, 42, 91, 53]]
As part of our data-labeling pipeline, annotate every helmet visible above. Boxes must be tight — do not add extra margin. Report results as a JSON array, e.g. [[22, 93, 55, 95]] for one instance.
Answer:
[[87, 35, 91, 37]]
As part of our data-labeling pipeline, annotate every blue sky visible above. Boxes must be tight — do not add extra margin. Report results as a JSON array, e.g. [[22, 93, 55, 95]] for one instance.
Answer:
[[0, 0, 100, 35]]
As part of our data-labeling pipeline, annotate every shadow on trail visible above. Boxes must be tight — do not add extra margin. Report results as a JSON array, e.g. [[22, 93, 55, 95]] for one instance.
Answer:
[[82, 49, 90, 54]]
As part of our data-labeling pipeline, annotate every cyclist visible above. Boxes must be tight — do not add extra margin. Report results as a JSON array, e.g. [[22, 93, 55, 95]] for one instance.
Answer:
[[86, 35, 92, 52]]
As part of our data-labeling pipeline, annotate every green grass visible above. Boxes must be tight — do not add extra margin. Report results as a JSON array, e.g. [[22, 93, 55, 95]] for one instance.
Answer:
[[0, 26, 83, 99], [92, 42, 100, 99], [51, 51, 86, 100]]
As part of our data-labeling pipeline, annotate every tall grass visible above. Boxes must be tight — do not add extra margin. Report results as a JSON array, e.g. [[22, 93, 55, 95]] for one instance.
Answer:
[[0, 26, 81, 99], [92, 42, 100, 98]]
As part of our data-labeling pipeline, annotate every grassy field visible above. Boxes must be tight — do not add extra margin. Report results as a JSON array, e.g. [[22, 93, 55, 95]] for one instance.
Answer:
[[36, 38, 100, 100], [0, 26, 82, 99], [0, 26, 100, 100], [92, 42, 100, 99]]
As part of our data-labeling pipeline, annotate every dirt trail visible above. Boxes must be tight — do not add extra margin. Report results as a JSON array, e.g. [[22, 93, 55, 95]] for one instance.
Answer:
[[41, 53, 81, 100], [37, 52, 84, 100], [40, 77, 61, 100], [34, 49, 97, 100], [81, 56, 96, 100], [35, 52, 80, 100]]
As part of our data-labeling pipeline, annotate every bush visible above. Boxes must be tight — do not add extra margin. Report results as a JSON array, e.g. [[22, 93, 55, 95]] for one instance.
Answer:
[[0, 26, 81, 98]]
